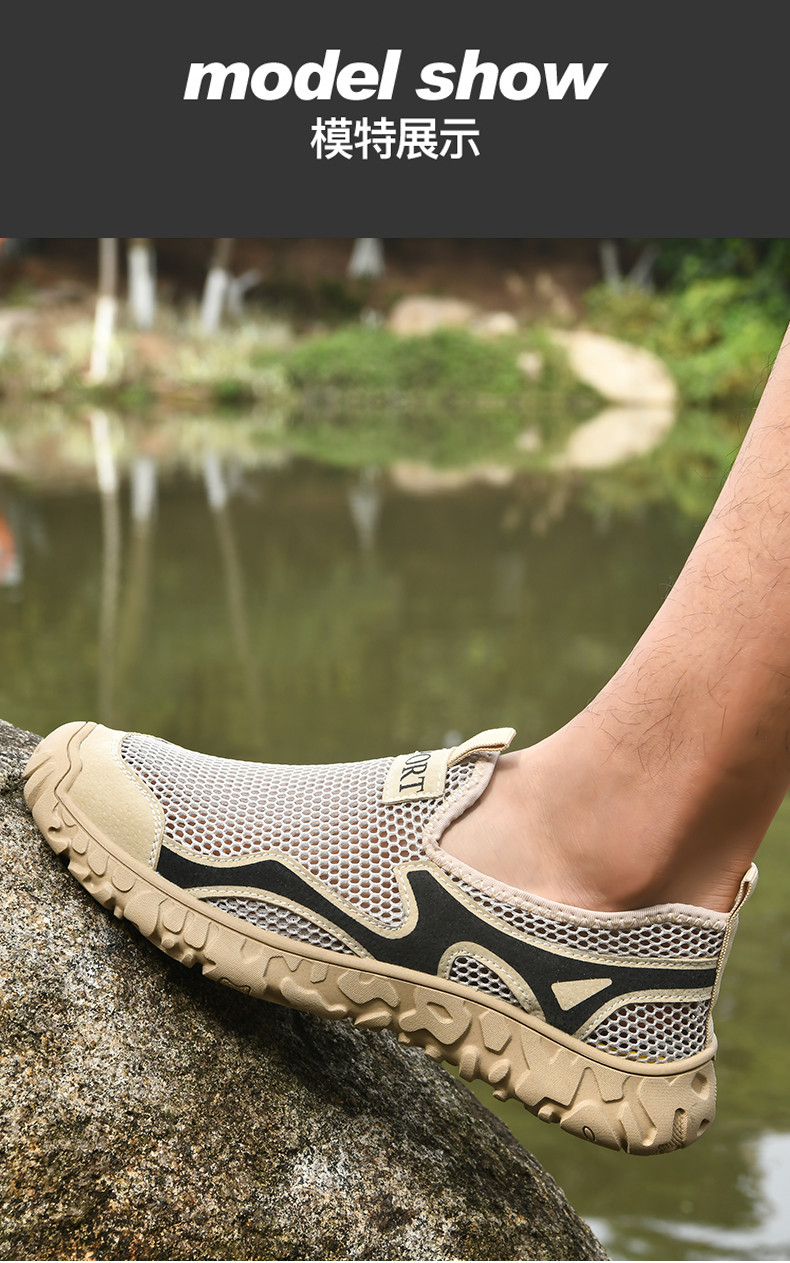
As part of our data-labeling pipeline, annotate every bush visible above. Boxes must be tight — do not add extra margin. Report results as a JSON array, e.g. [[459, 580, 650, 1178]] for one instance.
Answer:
[[284, 326, 526, 398], [584, 275, 786, 407]]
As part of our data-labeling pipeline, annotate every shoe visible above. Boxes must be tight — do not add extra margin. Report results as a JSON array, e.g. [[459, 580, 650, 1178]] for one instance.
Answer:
[[23, 720, 756, 1156]]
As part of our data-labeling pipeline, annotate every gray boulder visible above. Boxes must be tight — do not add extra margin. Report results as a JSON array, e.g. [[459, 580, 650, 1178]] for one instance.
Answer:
[[0, 719, 607, 1261]]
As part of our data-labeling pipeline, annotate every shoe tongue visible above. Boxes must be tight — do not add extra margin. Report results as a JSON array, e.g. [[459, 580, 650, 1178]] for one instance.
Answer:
[[382, 726, 515, 805]]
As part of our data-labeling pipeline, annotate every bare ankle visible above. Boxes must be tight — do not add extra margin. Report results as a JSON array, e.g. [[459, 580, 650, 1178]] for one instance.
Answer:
[[441, 718, 760, 915]]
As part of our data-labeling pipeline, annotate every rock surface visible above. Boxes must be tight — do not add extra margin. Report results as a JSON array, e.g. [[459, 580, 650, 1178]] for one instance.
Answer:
[[471, 311, 520, 339], [0, 719, 607, 1262], [549, 329, 678, 407], [516, 349, 545, 380], [387, 296, 478, 335]]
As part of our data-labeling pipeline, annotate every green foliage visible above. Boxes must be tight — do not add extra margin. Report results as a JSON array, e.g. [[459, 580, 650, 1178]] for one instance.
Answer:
[[115, 382, 156, 412], [648, 237, 790, 293], [285, 326, 525, 396], [588, 237, 790, 410], [212, 378, 255, 408], [280, 326, 599, 469], [584, 274, 785, 407], [4, 280, 36, 307]]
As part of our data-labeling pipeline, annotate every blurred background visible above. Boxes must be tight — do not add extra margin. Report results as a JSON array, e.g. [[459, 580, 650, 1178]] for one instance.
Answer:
[[2, 236, 789, 1260]]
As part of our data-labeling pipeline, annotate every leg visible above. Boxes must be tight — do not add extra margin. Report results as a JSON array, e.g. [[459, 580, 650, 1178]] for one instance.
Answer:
[[26, 331, 787, 1155], [444, 323, 790, 913]]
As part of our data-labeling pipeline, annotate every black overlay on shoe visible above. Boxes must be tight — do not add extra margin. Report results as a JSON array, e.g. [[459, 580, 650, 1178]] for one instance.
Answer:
[[157, 846, 717, 1038]]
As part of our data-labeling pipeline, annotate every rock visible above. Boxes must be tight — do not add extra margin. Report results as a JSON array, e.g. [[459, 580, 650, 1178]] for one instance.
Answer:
[[387, 300, 518, 340], [553, 405, 677, 470], [387, 296, 478, 336], [549, 330, 677, 407], [472, 311, 519, 338], [516, 427, 542, 454], [517, 350, 545, 380], [390, 461, 514, 494], [0, 719, 607, 1261]]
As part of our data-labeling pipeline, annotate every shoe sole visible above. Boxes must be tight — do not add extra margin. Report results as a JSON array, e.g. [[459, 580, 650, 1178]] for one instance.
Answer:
[[24, 721, 717, 1156]]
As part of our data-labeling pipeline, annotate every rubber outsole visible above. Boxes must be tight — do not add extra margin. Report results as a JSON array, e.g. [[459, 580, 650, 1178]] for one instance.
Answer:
[[23, 721, 717, 1156]]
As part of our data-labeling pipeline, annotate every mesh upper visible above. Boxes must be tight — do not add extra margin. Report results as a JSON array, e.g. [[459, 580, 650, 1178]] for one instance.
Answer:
[[204, 894, 359, 956], [444, 951, 709, 1060], [122, 732, 479, 927], [446, 953, 521, 1007], [585, 1001, 710, 1062], [121, 731, 722, 1062], [450, 876, 726, 959]]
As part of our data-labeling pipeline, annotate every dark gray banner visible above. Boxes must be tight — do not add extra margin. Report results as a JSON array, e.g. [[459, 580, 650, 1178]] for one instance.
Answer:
[[1, 1, 783, 233]]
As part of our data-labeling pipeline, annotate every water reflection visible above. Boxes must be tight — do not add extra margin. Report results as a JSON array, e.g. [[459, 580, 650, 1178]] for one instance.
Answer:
[[348, 466, 383, 554], [589, 1132, 790, 1259], [202, 450, 264, 747], [117, 453, 158, 685], [0, 496, 22, 591], [90, 410, 122, 726], [1, 417, 788, 1261]]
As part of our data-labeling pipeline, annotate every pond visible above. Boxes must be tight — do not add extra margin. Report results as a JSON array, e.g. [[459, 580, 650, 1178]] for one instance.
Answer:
[[1, 413, 788, 1261]]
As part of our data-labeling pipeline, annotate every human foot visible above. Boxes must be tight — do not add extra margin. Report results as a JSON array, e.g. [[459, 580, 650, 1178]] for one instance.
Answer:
[[441, 712, 759, 916], [24, 720, 755, 1155]]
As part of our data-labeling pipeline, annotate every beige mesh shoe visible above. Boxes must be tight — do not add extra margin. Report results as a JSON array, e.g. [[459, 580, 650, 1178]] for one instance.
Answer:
[[24, 719, 756, 1155]]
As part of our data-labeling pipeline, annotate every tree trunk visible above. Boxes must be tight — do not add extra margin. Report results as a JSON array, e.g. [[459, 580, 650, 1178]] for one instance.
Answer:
[[88, 238, 118, 383], [348, 237, 386, 279], [200, 237, 234, 333], [127, 238, 157, 329], [598, 239, 622, 291]]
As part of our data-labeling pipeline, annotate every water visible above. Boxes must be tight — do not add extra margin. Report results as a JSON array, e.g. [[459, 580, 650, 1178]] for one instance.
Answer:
[[2, 416, 789, 1260]]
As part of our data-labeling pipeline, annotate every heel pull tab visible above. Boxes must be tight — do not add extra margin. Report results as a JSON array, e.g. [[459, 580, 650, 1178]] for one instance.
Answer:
[[710, 863, 759, 1018], [448, 727, 516, 766], [730, 863, 758, 915]]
